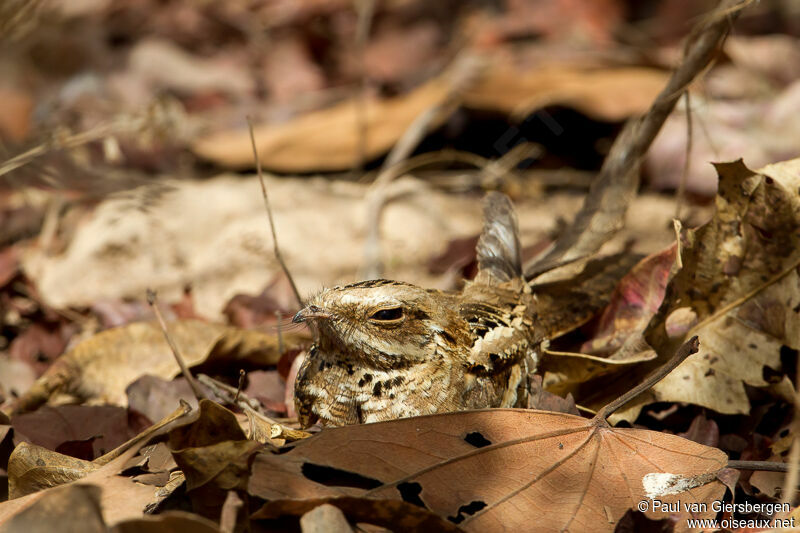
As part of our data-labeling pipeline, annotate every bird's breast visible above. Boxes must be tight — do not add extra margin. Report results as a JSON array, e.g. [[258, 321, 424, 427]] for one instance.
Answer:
[[294, 344, 460, 426]]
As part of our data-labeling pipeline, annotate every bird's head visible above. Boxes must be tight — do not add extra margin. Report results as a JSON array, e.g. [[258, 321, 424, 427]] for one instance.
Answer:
[[293, 279, 469, 368]]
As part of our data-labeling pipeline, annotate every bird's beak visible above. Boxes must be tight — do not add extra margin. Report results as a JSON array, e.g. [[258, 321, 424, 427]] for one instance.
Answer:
[[292, 305, 332, 323]]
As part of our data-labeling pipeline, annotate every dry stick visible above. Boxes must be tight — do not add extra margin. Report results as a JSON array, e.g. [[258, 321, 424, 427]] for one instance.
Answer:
[[674, 91, 693, 220], [197, 373, 311, 441], [234, 369, 246, 403], [146, 289, 207, 402], [198, 373, 267, 414], [593, 336, 699, 424], [728, 461, 791, 473], [94, 401, 192, 466], [246, 117, 304, 308], [524, 0, 751, 279]]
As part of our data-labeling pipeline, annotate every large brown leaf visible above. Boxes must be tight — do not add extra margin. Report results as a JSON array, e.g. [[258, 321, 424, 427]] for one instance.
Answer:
[[249, 409, 727, 531]]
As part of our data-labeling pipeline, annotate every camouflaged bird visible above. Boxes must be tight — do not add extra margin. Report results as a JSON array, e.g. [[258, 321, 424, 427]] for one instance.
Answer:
[[292, 192, 541, 427]]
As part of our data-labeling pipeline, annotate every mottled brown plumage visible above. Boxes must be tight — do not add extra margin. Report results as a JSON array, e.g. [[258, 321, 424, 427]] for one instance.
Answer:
[[293, 193, 540, 427]]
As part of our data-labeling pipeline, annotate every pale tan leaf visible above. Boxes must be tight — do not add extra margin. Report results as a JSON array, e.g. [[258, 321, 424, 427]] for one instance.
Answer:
[[299, 503, 353, 533], [7, 443, 99, 499]]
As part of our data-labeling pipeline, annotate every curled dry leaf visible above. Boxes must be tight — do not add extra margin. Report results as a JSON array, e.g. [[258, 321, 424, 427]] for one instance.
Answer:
[[167, 401, 262, 518], [7, 442, 99, 499], [539, 246, 675, 405], [8, 320, 300, 415], [581, 245, 677, 357], [249, 409, 726, 531]]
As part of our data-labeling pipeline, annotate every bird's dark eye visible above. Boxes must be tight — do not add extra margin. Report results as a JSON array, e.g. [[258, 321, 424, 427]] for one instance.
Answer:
[[369, 307, 404, 321]]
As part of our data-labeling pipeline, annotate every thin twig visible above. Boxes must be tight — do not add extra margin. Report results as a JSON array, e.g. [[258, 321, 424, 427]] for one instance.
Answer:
[[593, 336, 699, 423], [246, 117, 304, 308], [359, 56, 485, 278], [379, 55, 484, 173], [146, 289, 207, 402]]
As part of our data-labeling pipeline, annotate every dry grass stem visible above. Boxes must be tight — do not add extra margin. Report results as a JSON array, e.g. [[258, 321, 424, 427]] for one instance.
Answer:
[[146, 289, 207, 402], [247, 117, 304, 307]]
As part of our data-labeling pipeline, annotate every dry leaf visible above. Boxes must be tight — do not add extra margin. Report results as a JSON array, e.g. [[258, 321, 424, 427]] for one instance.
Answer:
[[0, 404, 194, 527], [10, 320, 297, 415], [581, 245, 677, 357], [7, 442, 100, 499], [193, 74, 457, 172], [298, 503, 353, 533], [167, 401, 262, 519], [466, 66, 667, 121], [249, 409, 726, 531], [192, 63, 667, 172], [0, 484, 106, 533], [642, 158, 800, 415], [125, 38, 254, 97], [11, 405, 140, 460]]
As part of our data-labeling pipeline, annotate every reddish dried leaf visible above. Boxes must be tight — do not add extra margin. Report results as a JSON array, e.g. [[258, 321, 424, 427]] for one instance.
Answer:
[[678, 413, 720, 448], [243, 371, 288, 416], [8, 323, 72, 377], [582, 245, 677, 355], [11, 406, 142, 460]]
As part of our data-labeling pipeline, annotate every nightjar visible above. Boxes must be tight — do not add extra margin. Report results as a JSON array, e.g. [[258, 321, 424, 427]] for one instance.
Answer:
[[293, 192, 541, 427]]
